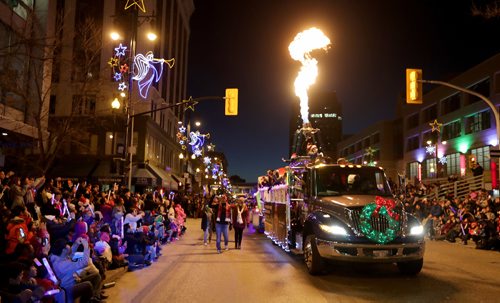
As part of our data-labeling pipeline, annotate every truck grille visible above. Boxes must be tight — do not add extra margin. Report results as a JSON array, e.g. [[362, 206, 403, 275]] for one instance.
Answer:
[[347, 208, 402, 236]]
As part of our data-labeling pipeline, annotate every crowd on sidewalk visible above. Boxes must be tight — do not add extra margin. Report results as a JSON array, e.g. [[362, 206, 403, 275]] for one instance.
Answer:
[[0, 170, 198, 303], [392, 180, 500, 251]]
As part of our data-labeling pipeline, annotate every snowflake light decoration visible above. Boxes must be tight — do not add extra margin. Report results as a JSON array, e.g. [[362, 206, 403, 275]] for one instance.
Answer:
[[439, 156, 447, 165], [203, 157, 211, 166], [425, 144, 436, 155]]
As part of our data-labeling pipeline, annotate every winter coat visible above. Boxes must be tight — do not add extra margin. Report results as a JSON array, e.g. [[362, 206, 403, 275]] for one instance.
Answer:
[[9, 184, 26, 209], [231, 204, 249, 229], [49, 240, 90, 289]]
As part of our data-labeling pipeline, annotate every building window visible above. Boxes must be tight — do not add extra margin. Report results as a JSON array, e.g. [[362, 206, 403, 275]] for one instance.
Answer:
[[422, 104, 437, 123], [446, 153, 460, 176], [465, 111, 491, 134], [466, 77, 490, 106], [72, 95, 96, 115], [49, 95, 56, 115], [406, 113, 419, 130], [442, 120, 461, 141], [408, 162, 419, 182], [471, 146, 490, 171], [425, 158, 437, 179], [363, 137, 370, 148], [495, 72, 500, 94], [422, 131, 435, 145], [441, 93, 461, 115], [406, 136, 419, 151]]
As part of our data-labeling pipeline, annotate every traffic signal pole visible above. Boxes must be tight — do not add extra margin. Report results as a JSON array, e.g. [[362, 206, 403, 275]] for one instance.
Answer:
[[420, 79, 500, 190]]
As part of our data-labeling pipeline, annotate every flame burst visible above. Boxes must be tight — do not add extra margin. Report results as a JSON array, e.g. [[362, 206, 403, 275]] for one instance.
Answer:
[[289, 27, 331, 124]]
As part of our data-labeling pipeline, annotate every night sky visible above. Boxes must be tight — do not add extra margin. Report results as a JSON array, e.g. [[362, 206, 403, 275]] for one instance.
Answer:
[[186, 0, 500, 183]]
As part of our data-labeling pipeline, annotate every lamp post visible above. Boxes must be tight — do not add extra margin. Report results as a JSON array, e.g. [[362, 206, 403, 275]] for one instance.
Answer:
[[111, 98, 121, 156]]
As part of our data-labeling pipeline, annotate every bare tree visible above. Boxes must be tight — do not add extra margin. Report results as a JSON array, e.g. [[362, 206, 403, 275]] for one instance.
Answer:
[[0, 6, 103, 175], [472, 0, 500, 19]]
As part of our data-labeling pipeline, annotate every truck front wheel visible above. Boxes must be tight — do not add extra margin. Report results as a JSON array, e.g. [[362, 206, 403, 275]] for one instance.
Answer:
[[304, 235, 325, 275], [397, 259, 423, 275]]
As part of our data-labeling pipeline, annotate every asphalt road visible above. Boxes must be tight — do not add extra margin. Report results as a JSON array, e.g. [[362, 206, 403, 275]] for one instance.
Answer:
[[106, 218, 500, 303]]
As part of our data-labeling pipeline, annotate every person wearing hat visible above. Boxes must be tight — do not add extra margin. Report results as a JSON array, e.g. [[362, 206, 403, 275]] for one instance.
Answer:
[[49, 237, 103, 302]]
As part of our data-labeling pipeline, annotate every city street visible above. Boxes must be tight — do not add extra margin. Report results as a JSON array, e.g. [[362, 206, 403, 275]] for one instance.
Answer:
[[106, 218, 500, 303]]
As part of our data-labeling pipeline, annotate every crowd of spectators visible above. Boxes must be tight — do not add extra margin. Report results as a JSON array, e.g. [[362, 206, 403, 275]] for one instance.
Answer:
[[392, 181, 500, 251], [0, 170, 195, 303]]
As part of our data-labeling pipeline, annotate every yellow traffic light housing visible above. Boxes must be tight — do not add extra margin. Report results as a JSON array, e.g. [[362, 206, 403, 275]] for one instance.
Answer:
[[406, 69, 423, 104], [225, 88, 238, 116]]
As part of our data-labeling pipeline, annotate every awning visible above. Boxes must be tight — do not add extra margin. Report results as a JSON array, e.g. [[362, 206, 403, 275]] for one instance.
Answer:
[[131, 165, 157, 186], [147, 165, 178, 190]]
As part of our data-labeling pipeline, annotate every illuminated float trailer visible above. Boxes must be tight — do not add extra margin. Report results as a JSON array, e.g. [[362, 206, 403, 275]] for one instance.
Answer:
[[258, 158, 425, 275]]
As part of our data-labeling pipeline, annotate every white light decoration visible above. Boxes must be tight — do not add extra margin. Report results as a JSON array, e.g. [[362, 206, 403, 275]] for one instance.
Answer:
[[203, 156, 211, 165], [118, 82, 127, 91], [114, 43, 127, 57], [439, 156, 447, 165], [425, 144, 436, 155], [132, 51, 174, 99]]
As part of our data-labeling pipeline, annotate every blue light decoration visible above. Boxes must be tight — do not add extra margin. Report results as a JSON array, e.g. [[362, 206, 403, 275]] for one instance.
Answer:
[[188, 131, 209, 158], [113, 72, 122, 81], [132, 51, 175, 99], [114, 43, 127, 57], [439, 156, 447, 165]]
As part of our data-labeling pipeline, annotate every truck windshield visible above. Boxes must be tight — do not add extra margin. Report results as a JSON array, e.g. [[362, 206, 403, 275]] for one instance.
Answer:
[[315, 166, 392, 197]]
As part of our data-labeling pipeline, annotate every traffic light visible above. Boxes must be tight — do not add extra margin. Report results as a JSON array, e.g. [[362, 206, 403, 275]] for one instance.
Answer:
[[225, 88, 238, 116], [406, 69, 423, 104]]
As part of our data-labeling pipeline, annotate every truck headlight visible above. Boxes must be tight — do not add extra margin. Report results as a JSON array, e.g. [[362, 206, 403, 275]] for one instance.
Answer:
[[410, 225, 424, 236], [319, 224, 348, 236]]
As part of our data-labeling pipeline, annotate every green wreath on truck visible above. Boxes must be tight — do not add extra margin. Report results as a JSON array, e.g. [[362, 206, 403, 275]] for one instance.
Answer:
[[359, 196, 401, 244]]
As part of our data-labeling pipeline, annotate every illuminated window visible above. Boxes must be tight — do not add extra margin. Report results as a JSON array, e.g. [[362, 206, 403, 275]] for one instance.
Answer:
[[408, 162, 419, 181], [446, 153, 460, 176], [465, 111, 491, 134], [442, 120, 461, 141], [471, 146, 490, 171]]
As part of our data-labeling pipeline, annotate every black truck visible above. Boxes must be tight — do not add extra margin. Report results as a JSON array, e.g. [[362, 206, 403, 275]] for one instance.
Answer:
[[259, 160, 425, 275]]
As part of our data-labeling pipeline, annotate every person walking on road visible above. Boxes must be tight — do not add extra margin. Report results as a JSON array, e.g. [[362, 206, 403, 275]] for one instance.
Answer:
[[201, 200, 213, 245], [212, 195, 231, 253], [231, 197, 249, 249]]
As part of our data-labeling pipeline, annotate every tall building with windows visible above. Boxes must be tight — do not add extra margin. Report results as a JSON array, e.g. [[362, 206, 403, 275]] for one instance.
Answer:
[[401, 53, 500, 189], [46, 0, 194, 192], [0, 0, 54, 171], [289, 91, 342, 159]]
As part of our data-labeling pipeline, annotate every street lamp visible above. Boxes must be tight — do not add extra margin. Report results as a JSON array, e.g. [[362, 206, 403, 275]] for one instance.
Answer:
[[111, 98, 121, 155]]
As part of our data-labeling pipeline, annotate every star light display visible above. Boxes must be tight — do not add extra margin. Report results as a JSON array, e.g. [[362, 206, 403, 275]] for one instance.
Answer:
[[203, 157, 211, 165], [114, 43, 127, 57], [118, 82, 127, 91], [132, 51, 174, 99], [429, 119, 442, 133], [124, 0, 146, 12]]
